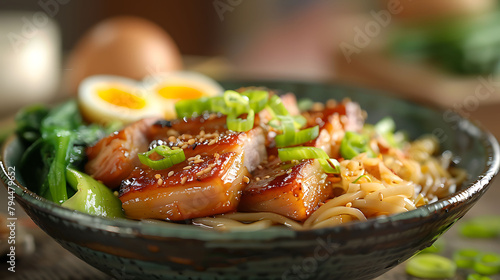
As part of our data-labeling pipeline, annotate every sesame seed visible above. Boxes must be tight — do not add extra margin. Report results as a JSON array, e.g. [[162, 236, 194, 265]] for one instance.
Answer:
[[346, 202, 352, 208], [214, 153, 220, 160], [291, 160, 299, 165], [203, 166, 213, 174], [196, 170, 204, 177], [243, 176, 250, 183], [168, 136, 176, 142], [157, 178, 163, 185], [168, 171, 174, 177], [379, 192, 384, 201], [187, 156, 197, 162], [199, 137, 205, 142], [154, 174, 161, 179], [257, 165, 263, 170], [181, 177, 187, 184], [287, 169, 292, 174], [208, 140, 216, 146], [113, 191, 119, 197], [255, 177, 261, 181], [264, 175, 270, 179], [194, 159, 204, 164], [183, 166, 192, 170], [181, 144, 188, 149], [200, 130, 205, 136], [188, 139, 196, 145], [172, 146, 180, 150]]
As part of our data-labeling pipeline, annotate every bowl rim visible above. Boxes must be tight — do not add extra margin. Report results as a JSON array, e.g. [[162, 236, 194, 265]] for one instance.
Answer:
[[1, 82, 499, 241]]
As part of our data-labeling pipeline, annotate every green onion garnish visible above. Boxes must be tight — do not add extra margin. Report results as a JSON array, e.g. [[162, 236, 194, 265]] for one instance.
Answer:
[[460, 216, 500, 238], [473, 253, 500, 275], [352, 174, 371, 184], [274, 115, 318, 147], [266, 95, 289, 118], [278, 147, 340, 173], [241, 90, 269, 113], [374, 117, 396, 135], [340, 131, 374, 159], [453, 249, 481, 268], [406, 254, 456, 279], [227, 109, 255, 132], [175, 97, 210, 118], [138, 145, 186, 170]]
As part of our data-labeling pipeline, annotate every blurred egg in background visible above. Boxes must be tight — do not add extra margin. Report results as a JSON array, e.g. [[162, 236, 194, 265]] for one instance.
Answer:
[[78, 75, 163, 126], [0, 12, 61, 118], [64, 16, 183, 95], [143, 71, 224, 119]]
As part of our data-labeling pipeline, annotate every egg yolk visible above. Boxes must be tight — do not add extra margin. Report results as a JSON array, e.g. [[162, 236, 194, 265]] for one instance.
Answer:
[[157, 85, 204, 99], [97, 87, 146, 109]]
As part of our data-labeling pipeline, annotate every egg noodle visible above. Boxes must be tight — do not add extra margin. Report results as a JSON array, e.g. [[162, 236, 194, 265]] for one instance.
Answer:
[[192, 136, 466, 231]]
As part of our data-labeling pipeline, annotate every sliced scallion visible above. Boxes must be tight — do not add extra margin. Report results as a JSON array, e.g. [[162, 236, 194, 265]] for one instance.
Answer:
[[340, 131, 374, 159], [405, 254, 456, 279], [227, 109, 255, 132], [453, 249, 481, 268], [473, 253, 500, 275], [278, 147, 339, 173], [138, 145, 185, 170]]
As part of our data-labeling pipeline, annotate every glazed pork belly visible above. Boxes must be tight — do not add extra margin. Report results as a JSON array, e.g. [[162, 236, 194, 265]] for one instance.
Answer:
[[118, 115, 267, 221], [239, 158, 332, 222], [85, 118, 158, 188], [85, 113, 266, 189], [120, 151, 249, 220], [239, 99, 364, 221]]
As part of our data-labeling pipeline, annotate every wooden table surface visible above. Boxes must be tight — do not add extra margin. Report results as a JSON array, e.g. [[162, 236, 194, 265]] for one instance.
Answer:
[[0, 99, 499, 280]]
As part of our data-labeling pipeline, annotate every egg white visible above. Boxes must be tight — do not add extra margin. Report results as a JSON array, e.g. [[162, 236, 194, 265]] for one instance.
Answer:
[[78, 75, 163, 126], [143, 71, 224, 119]]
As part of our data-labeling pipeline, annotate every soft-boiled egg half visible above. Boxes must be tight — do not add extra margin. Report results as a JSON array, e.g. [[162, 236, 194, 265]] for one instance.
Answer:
[[78, 75, 163, 126], [143, 71, 224, 119]]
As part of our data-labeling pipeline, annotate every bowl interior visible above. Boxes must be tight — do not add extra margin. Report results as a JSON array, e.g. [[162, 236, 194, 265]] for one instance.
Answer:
[[1, 81, 499, 240]]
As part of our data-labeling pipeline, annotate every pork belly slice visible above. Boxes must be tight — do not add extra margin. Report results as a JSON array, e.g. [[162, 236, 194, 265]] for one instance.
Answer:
[[85, 118, 158, 188], [239, 159, 332, 222], [120, 152, 248, 221]]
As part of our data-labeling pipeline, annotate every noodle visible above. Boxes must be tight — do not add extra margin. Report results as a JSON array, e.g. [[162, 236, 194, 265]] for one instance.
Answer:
[[191, 134, 465, 231]]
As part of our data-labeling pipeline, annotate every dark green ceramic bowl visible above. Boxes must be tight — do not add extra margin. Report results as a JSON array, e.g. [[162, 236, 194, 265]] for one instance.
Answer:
[[1, 82, 499, 280]]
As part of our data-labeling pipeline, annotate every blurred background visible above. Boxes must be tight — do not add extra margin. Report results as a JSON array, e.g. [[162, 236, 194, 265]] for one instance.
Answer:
[[1, 0, 500, 279], [1, 0, 500, 114]]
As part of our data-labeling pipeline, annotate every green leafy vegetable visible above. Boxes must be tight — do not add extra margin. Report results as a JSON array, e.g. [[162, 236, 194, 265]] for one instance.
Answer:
[[15, 104, 49, 145], [16, 100, 120, 205], [63, 168, 124, 218]]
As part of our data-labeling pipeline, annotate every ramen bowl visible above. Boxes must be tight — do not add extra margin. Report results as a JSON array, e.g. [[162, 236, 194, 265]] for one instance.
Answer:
[[1, 81, 499, 280]]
